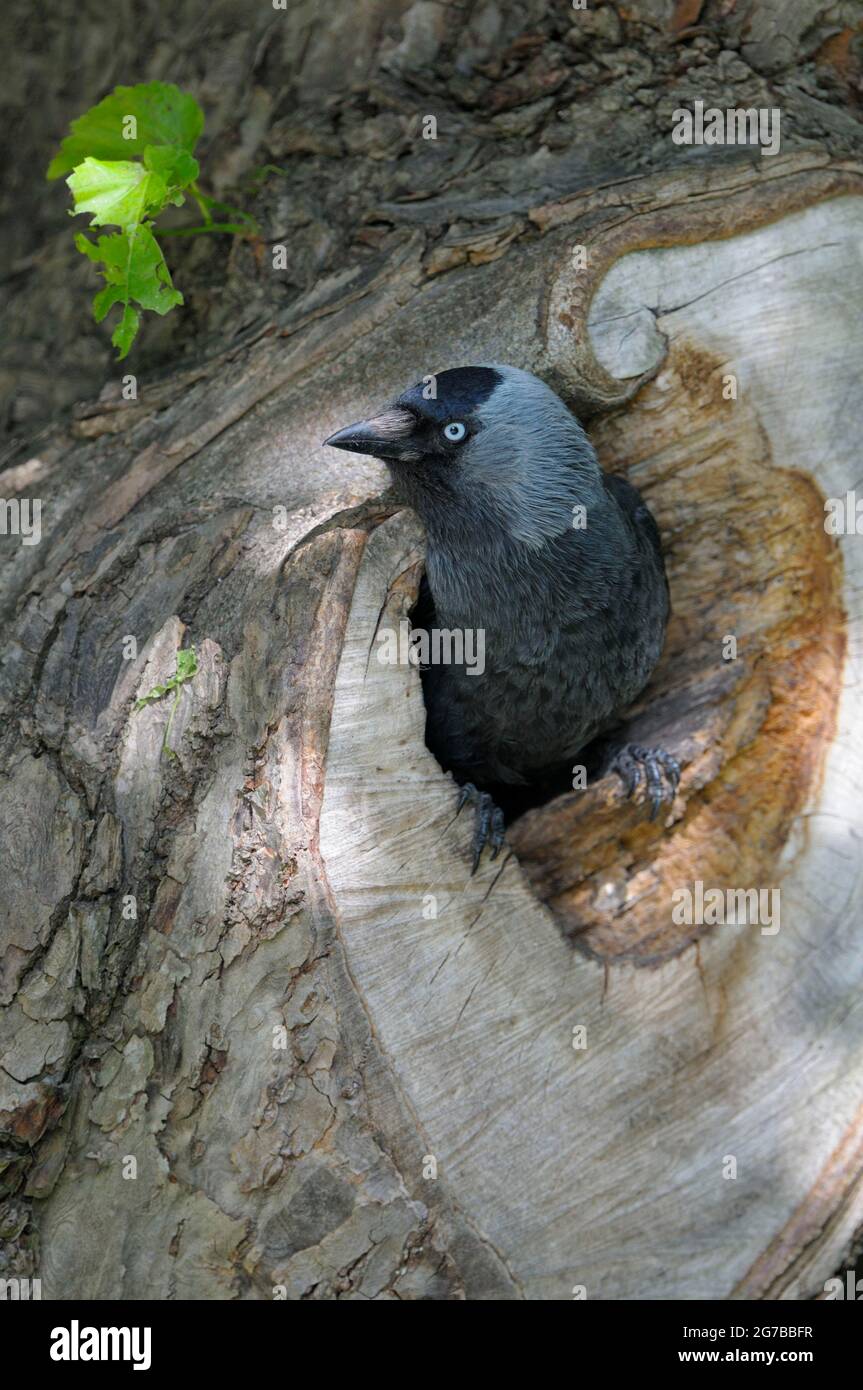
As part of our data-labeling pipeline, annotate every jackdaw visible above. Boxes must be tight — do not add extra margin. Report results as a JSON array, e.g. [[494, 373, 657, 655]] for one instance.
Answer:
[[325, 365, 678, 871]]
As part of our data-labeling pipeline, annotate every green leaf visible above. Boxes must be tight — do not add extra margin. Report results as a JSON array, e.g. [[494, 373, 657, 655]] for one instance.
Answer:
[[80, 226, 183, 315], [50, 81, 255, 356], [143, 144, 199, 191], [134, 645, 199, 757], [112, 306, 140, 358], [47, 81, 204, 179], [134, 646, 199, 710], [134, 683, 167, 709], [75, 225, 183, 358], [67, 157, 168, 229], [174, 648, 198, 681]]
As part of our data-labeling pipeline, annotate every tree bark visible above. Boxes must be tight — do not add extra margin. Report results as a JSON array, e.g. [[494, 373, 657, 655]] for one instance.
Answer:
[[1, 0, 862, 1300]]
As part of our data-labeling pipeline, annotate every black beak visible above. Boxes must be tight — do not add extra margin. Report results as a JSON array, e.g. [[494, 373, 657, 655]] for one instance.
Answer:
[[323, 407, 417, 461]]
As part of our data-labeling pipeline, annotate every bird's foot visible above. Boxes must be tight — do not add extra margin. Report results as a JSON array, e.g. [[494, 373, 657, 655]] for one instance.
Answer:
[[456, 783, 505, 874], [611, 743, 680, 820]]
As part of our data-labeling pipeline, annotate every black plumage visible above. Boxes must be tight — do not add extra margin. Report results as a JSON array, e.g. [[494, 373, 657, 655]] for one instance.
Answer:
[[325, 365, 678, 868]]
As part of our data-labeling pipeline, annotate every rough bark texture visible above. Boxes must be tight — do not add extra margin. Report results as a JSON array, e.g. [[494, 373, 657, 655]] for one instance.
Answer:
[[1, 1, 862, 1300]]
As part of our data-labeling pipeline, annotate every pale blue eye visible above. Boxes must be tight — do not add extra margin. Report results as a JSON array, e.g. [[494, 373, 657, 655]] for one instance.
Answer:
[[443, 421, 466, 442]]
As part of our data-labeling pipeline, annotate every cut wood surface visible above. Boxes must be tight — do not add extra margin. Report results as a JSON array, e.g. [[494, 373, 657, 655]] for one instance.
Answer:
[[323, 181, 863, 1299], [1, 149, 862, 1298]]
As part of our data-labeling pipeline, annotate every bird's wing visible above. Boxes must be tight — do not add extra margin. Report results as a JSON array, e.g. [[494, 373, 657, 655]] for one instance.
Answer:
[[414, 574, 526, 785], [603, 472, 667, 578]]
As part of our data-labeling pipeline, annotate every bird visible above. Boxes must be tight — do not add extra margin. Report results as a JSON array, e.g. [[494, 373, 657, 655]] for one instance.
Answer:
[[324, 365, 679, 872]]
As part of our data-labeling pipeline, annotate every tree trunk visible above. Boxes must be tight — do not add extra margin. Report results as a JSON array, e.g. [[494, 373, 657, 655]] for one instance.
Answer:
[[2, 0, 862, 1300]]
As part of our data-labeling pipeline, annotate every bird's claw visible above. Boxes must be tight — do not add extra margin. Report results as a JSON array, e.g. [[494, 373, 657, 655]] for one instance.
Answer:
[[611, 744, 680, 820], [456, 783, 506, 874]]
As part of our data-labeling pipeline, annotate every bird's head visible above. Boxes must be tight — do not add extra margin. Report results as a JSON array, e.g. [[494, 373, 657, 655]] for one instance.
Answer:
[[324, 365, 602, 548]]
